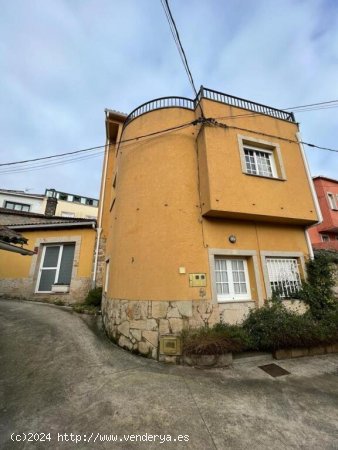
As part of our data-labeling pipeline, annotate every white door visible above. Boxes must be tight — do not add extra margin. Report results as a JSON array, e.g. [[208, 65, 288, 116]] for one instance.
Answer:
[[36, 244, 75, 293]]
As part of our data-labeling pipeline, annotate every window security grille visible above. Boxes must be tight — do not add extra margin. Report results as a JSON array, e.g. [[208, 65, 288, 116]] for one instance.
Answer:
[[266, 258, 301, 298]]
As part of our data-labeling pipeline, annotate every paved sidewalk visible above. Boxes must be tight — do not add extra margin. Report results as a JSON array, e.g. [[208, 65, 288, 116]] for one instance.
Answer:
[[0, 299, 337, 449]]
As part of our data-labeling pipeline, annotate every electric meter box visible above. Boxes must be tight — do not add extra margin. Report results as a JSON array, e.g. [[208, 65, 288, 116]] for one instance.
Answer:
[[189, 273, 207, 287]]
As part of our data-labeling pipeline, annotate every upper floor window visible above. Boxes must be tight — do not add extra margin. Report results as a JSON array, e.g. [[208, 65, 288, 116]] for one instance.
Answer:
[[4, 201, 30, 212], [58, 193, 68, 201], [321, 235, 329, 242], [237, 135, 286, 180], [244, 147, 277, 178], [327, 193, 338, 210]]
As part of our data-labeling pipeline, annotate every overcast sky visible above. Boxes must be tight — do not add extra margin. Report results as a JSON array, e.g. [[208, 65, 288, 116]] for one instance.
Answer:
[[0, 0, 337, 199]]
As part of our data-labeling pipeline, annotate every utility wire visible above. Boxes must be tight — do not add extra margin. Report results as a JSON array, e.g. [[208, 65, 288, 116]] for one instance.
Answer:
[[0, 121, 196, 168], [0, 145, 106, 167], [284, 99, 338, 110], [212, 120, 338, 153], [0, 151, 104, 175], [1, 108, 337, 172], [161, 0, 198, 96], [160, 0, 205, 118], [214, 99, 338, 121]]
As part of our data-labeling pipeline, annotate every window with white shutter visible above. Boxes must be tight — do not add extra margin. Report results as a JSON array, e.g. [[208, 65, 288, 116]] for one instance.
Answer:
[[266, 257, 301, 298]]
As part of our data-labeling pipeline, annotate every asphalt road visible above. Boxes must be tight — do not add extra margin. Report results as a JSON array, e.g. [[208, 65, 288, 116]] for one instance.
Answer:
[[0, 299, 337, 450]]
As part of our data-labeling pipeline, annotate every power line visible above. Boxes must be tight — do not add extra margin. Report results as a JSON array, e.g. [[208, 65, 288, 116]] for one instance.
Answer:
[[213, 120, 338, 153], [284, 99, 338, 110], [0, 151, 104, 175], [214, 99, 338, 121], [0, 121, 197, 172], [160, 0, 205, 119], [0, 145, 106, 167], [1, 113, 337, 174], [161, 0, 198, 96]]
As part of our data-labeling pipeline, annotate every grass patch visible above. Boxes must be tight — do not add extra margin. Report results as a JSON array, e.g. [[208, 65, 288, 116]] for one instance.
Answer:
[[72, 303, 100, 315]]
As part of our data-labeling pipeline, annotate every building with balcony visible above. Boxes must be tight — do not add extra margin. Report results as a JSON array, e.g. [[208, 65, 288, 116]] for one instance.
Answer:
[[99, 87, 320, 361], [308, 176, 338, 251]]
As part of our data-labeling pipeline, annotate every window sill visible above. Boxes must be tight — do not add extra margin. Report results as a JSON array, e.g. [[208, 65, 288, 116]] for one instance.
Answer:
[[244, 172, 286, 182], [217, 299, 255, 304]]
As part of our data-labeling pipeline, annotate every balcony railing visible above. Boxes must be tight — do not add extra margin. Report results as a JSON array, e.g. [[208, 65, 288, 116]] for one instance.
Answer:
[[199, 87, 295, 122], [125, 97, 195, 124], [124, 87, 296, 125]]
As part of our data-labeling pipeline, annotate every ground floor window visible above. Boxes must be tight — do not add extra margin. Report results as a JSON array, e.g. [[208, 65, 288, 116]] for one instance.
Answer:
[[36, 243, 75, 292], [214, 257, 251, 301], [266, 257, 301, 298]]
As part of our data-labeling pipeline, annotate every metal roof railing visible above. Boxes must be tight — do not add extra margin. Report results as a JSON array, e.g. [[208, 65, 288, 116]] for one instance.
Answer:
[[124, 87, 296, 125], [199, 87, 295, 122], [125, 96, 195, 125]]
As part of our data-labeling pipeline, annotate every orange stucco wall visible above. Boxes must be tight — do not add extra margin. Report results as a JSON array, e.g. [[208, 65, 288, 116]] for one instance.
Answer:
[[198, 100, 317, 223], [100, 100, 314, 303], [0, 228, 96, 279]]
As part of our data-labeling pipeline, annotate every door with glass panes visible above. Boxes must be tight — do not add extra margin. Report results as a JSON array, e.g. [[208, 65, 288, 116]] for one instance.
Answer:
[[36, 244, 75, 292]]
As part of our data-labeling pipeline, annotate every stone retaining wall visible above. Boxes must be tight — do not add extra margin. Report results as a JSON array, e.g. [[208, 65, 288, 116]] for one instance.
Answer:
[[101, 297, 255, 361], [274, 343, 338, 360], [0, 277, 91, 304]]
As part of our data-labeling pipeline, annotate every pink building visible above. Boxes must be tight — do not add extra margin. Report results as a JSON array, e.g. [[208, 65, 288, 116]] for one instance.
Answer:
[[308, 176, 338, 251]]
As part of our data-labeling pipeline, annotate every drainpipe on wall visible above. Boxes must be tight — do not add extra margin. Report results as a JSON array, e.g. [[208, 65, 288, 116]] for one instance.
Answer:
[[296, 132, 323, 259], [92, 137, 109, 288]]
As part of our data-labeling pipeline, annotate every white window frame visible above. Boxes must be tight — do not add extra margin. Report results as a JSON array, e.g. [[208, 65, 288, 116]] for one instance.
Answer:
[[214, 257, 251, 302], [321, 234, 330, 242], [237, 134, 286, 180], [35, 244, 74, 293], [243, 145, 277, 178], [327, 192, 337, 210]]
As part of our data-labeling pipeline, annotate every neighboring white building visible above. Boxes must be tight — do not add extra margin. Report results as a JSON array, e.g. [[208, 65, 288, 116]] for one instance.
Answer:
[[0, 188, 99, 219], [0, 189, 44, 214]]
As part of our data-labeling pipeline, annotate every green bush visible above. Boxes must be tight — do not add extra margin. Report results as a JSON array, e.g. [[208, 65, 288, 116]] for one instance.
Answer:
[[181, 323, 252, 355], [299, 251, 337, 319], [84, 287, 102, 307], [242, 300, 338, 351]]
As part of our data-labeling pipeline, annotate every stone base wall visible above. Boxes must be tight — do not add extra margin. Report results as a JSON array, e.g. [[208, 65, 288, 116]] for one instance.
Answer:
[[102, 297, 255, 361], [93, 236, 106, 288], [0, 277, 92, 305]]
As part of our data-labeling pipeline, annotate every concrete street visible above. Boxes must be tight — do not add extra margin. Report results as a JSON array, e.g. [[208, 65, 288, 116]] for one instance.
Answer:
[[0, 299, 337, 450]]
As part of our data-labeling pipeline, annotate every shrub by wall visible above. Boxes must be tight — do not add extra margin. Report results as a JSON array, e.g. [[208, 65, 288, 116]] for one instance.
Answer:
[[181, 324, 252, 356], [242, 301, 338, 352]]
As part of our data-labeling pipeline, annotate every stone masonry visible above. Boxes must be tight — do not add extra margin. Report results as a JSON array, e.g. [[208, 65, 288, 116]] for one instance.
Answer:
[[102, 297, 255, 361]]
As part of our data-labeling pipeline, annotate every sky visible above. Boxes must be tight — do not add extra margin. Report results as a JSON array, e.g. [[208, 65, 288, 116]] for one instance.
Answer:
[[0, 0, 337, 199]]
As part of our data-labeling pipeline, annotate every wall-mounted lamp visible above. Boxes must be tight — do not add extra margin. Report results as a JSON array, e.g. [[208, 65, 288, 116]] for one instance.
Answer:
[[228, 235, 236, 244]]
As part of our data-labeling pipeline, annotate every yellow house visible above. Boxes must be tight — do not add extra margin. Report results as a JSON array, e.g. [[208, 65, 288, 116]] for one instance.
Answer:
[[0, 207, 96, 303], [99, 87, 321, 360]]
